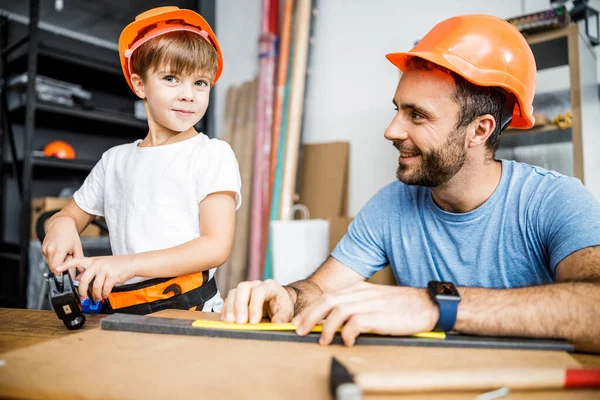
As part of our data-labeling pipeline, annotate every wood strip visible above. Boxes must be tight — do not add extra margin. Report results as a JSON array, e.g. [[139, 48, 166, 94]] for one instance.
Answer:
[[279, 0, 312, 221]]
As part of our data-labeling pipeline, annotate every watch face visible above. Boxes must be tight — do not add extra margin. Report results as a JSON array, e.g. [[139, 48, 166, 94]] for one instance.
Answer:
[[428, 281, 460, 300]]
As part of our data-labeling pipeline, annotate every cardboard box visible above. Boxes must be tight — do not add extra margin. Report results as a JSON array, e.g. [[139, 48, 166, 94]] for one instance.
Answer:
[[298, 142, 349, 219], [31, 197, 101, 240]]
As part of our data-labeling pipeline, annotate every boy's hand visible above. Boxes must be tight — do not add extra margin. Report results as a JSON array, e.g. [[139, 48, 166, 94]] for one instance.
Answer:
[[41, 216, 84, 273], [55, 255, 136, 301], [221, 279, 295, 324]]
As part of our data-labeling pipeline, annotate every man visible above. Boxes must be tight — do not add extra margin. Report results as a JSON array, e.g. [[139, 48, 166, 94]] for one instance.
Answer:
[[221, 14, 600, 353]]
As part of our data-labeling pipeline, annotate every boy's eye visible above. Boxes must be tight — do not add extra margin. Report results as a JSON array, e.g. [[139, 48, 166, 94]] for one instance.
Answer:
[[195, 80, 209, 87], [164, 75, 177, 83]]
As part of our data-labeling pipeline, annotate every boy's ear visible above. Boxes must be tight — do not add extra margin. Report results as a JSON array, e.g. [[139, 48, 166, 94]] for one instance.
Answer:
[[130, 73, 146, 99]]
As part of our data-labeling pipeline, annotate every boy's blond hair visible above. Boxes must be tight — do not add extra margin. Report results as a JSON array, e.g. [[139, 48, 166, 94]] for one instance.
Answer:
[[131, 31, 219, 83]]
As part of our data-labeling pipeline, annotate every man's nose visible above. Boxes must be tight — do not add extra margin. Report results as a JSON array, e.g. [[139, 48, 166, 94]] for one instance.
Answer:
[[384, 113, 409, 142]]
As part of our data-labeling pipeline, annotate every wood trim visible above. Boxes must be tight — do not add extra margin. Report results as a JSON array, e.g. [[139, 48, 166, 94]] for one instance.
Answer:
[[567, 26, 585, 183]]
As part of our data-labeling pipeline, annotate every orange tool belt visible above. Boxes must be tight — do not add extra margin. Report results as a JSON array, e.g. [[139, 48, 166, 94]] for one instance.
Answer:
[[103, 270, 217, 315]]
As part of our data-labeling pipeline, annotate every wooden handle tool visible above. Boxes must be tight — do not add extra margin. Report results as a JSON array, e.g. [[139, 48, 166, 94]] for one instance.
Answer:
[[330, 357, 600, 398]]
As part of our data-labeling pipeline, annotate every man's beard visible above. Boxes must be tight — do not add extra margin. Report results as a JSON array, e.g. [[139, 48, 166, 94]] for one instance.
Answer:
[[395, 128, 467, 187]]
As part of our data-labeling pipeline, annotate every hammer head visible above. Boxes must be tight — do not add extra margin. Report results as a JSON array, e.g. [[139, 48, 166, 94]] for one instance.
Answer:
[[330, 357, 362, 400]]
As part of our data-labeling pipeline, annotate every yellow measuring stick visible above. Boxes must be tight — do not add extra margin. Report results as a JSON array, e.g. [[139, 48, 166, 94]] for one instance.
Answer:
[[191, 319, 445, 339]]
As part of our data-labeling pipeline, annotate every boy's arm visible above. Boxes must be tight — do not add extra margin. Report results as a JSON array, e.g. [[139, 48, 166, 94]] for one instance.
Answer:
[[42, 199, 95, 271], [56, 191, 236, 301], [130, 191, 236, 277]]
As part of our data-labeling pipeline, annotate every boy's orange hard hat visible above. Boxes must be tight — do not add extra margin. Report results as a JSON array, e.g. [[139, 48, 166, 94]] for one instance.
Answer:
[[386, 14, 537, 129], [118, 6, 223, 92]]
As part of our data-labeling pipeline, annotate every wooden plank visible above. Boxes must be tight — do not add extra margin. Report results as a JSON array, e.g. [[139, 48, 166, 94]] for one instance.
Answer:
[[279, 0, 312, 221], [0, 308, 102, 354], [567, 23, 584, 183], [0, 314, 589, 400], [225, 81, 257, 292]]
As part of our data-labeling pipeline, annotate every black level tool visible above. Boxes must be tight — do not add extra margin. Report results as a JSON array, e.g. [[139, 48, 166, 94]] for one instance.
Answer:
[[45, 272, 86, 330]]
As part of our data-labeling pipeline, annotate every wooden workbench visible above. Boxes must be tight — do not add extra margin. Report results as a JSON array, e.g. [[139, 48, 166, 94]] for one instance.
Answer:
[[0, 308, 598, 399]]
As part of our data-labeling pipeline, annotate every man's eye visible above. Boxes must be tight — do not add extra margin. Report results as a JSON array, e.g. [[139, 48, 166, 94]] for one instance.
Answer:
[[412, 111, 424, 120]]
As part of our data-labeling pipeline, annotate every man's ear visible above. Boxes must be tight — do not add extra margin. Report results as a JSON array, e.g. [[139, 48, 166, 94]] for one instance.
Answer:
[[467, 114, 496, 149], [130, 73, 146, 99]]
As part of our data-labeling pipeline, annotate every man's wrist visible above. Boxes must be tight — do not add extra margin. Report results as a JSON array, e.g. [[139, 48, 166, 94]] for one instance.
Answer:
[[424, 289, 440, 331], [284, 285, 298, 313]]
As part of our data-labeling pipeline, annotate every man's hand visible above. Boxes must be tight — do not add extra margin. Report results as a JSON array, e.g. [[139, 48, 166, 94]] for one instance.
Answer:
[[292, 281, 439, 347], [42, 216, 84, 273], [221, 279, 295, 324], [55, 255, 135, 301]]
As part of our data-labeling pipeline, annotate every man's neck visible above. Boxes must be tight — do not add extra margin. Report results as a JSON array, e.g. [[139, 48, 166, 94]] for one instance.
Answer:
[[430, 159, 502, 213]]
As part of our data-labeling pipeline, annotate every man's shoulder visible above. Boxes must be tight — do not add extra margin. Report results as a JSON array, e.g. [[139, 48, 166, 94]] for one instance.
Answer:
[[502, 159, 583, 194]]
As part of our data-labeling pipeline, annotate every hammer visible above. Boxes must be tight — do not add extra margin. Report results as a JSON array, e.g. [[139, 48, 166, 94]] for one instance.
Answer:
[[329, 357, 600, 399]]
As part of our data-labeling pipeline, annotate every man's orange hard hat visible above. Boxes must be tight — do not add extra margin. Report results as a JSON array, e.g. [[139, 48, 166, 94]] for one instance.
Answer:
[[118, 6, 223, 93], [386, 14, 537, 130]]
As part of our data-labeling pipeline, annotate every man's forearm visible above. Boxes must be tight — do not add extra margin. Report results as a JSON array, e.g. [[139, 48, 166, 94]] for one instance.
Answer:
[[130, 236, 230, 278], [456, 282, 600, 352], [286, 280, 323, 316]]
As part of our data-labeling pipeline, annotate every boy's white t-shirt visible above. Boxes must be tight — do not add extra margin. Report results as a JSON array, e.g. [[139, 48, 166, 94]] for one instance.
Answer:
[[73, 133, 241, 312]]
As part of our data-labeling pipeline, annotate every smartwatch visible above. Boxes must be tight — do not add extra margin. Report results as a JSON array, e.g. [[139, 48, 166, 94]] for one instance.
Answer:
[[427, 281, 461, 332]]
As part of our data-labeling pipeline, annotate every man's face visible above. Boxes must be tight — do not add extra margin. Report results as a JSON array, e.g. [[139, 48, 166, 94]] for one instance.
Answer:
[[384, 68, 467, 187]]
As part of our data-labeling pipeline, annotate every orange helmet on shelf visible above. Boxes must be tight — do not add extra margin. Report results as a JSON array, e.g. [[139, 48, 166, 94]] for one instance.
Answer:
[[118, 6, 223, 93], [386, 14, 537, 130], [43, 140, 76, 160]]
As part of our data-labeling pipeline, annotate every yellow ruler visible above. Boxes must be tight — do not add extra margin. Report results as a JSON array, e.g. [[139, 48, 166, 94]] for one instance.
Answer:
[[191, 319, 445, 339]]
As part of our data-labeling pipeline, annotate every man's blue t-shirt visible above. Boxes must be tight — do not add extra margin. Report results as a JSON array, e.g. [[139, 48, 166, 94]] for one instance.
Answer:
[[331, 160, 600, 288]]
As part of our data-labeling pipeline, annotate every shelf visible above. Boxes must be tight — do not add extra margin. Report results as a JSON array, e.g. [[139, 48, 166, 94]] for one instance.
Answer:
[[500, 125, 572, 148], [524, 25, 575, 71], [37, 44, 122, 76], [7, 19, 122, 77], [4, 155, 97, 172], [32, 155, 96, 171], [0, 252, 21, 261], [10, 100, 148, 130]]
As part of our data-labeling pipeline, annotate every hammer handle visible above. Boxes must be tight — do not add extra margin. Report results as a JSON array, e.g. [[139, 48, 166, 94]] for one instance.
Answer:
[[356, 368, 600, 393]]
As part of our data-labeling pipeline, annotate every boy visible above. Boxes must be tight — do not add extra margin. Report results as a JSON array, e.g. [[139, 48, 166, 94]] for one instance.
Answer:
[[42, 6, 241, 313]]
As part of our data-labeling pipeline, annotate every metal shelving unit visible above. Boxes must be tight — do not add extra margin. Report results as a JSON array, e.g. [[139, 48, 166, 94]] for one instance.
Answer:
[[0, 0, 217, 309], [498, 23, 600, 200]]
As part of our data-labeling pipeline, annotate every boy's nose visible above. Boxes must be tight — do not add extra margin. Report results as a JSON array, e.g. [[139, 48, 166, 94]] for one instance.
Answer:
[[178, 84, 194, 101]]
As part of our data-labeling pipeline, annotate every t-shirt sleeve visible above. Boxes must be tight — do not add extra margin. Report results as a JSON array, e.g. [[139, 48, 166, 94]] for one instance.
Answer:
[[538, 177, 600, 273], [196, 141, 242, 210], [331, 189, 389, 278], [73, 155, 106, 217]]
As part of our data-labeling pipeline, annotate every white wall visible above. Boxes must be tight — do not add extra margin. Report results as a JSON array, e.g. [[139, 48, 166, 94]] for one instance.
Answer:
[[215, 0, 600, 216], [301, 0, 524, 216], [214, 0, 262, 141]]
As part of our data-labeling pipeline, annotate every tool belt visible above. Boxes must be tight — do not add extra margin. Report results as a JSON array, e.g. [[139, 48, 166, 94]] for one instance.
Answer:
[[103, 270, 217, 315]]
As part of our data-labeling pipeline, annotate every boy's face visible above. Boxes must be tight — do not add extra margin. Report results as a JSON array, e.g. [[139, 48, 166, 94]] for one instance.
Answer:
[[132, 66, 212, 133]]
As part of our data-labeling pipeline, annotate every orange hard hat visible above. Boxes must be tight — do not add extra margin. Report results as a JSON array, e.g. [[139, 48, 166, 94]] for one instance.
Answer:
[[43, 140, 76, 159], [118, 6, 223, 93], [386, 14, 537, 130]]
